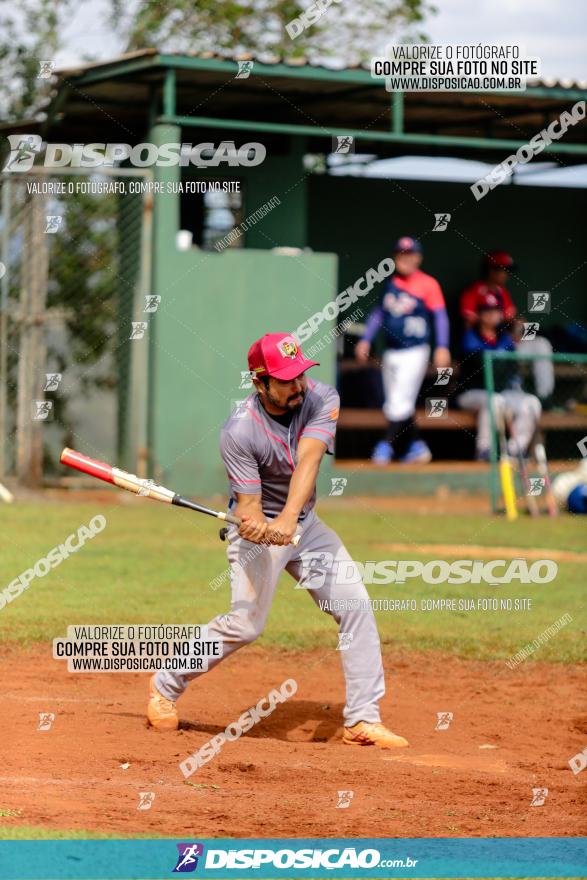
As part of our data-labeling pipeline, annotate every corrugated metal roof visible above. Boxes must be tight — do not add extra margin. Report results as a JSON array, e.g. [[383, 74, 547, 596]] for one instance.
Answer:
[[54, 48, 587, 90]]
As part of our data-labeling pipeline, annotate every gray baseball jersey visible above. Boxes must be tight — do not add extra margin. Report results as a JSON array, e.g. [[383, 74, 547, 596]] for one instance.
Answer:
[[220, 378, 340, 519]]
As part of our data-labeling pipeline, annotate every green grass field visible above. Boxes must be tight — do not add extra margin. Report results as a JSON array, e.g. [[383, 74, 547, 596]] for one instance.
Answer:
[[0, 825, 139, 840], [0, 499, 585, 663]]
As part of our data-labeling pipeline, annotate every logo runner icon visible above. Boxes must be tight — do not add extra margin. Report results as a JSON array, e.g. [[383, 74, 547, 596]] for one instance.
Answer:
[[173, 843, 205, 873], [433, 213, 451, 231], [435, 711, 453, 730]]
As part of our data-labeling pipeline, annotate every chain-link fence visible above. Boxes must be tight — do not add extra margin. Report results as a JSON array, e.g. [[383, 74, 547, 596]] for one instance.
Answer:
[[0, 168, 152, 486], [482, 351, 587, 513]]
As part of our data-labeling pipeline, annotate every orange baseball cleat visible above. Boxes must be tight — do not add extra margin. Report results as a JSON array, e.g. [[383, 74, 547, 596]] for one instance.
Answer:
[[343, 721, 409, 749], [147, 674, 179, 731]]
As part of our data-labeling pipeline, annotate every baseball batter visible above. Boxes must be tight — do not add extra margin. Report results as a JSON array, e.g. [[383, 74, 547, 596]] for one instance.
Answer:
[[147, 332, 408, 749]]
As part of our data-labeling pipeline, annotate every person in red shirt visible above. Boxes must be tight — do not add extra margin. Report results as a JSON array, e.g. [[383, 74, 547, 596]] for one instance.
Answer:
[[457, 292, 541, 460], [460, 251, 517, 328], [460, 251, 554, 405]]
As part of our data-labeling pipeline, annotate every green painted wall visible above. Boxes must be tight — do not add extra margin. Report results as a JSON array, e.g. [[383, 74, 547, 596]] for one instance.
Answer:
[[307, 175, 587, 329], [148, 248, 338, 495]]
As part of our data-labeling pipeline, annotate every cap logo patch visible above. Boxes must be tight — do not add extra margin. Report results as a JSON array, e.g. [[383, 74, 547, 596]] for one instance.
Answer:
[[277, 338, 298, 359]]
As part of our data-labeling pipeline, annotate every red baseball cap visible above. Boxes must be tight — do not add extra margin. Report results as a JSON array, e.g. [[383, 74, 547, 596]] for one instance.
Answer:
[[476, 291, 503, 312], [248, 333, 319, 381], [484, 250, 516, 271]]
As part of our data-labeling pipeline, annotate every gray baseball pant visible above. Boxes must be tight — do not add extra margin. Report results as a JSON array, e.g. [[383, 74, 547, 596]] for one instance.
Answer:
[[457, 388, 541, 454], [156, 509, 385, 727]]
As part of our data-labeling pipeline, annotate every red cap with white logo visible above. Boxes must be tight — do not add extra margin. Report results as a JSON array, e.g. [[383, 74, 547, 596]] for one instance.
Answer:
[[476, 291, 503, 312], [247, 333, 319, 381], [484, 250, 516, 271]]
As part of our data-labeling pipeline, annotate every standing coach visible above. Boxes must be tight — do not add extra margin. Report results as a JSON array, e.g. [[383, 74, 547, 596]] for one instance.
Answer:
[[356, 237, 451, 464]]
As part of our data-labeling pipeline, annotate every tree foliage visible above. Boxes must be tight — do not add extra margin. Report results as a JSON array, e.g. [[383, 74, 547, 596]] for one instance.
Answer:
[[0, 0, 78, 122], [114, 0, 433, 65]]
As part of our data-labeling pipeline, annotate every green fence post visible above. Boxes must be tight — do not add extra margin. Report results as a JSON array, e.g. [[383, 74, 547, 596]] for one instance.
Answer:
[[483, 350, 499, 514], [392, 92, 404, 134], [163, 67, 176, 118]]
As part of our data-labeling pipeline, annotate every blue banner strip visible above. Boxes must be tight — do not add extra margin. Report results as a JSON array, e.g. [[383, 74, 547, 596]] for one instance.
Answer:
[[0, 837, 585, 880]]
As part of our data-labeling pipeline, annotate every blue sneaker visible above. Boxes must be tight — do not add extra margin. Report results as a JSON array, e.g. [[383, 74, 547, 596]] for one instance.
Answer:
[[399, 440, 432, 464], [371, 440, 394, 464]]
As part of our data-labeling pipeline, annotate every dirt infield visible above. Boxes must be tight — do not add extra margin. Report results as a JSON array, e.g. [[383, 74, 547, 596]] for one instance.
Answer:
[[1, 646, 585, 838]]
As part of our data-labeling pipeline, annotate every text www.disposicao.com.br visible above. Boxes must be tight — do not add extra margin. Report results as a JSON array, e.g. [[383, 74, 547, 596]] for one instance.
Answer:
[[70, 657, 202, 672]]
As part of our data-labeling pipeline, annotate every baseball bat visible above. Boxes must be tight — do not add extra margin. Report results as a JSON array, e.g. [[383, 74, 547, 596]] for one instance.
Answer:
[[534, 442, 558, 517], [60, 448, 300, 545], [497, 417, 518, 520], [506, 416, 539, 517]]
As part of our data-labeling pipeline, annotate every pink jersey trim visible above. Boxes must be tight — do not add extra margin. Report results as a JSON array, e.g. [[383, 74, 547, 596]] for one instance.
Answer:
[[301, 427, 334, 438], [393, 270, 445, 311]]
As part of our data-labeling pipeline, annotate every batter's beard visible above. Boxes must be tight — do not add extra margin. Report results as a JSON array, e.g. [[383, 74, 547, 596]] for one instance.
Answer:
[[286, 390, 305, 410], [265, 388, 305, 412]]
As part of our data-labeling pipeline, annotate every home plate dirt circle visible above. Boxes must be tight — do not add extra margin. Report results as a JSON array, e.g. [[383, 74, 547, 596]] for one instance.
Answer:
[[381, 753, 508, 774]]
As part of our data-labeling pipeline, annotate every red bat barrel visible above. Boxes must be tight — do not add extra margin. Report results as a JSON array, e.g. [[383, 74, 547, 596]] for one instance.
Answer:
[[59, 447, 175, 503], [60, 448, 115, 484]]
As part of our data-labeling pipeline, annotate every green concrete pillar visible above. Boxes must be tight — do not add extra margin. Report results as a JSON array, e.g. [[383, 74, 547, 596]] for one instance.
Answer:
[[147, 122, 181, 474], [150, 122, 181, 263]]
